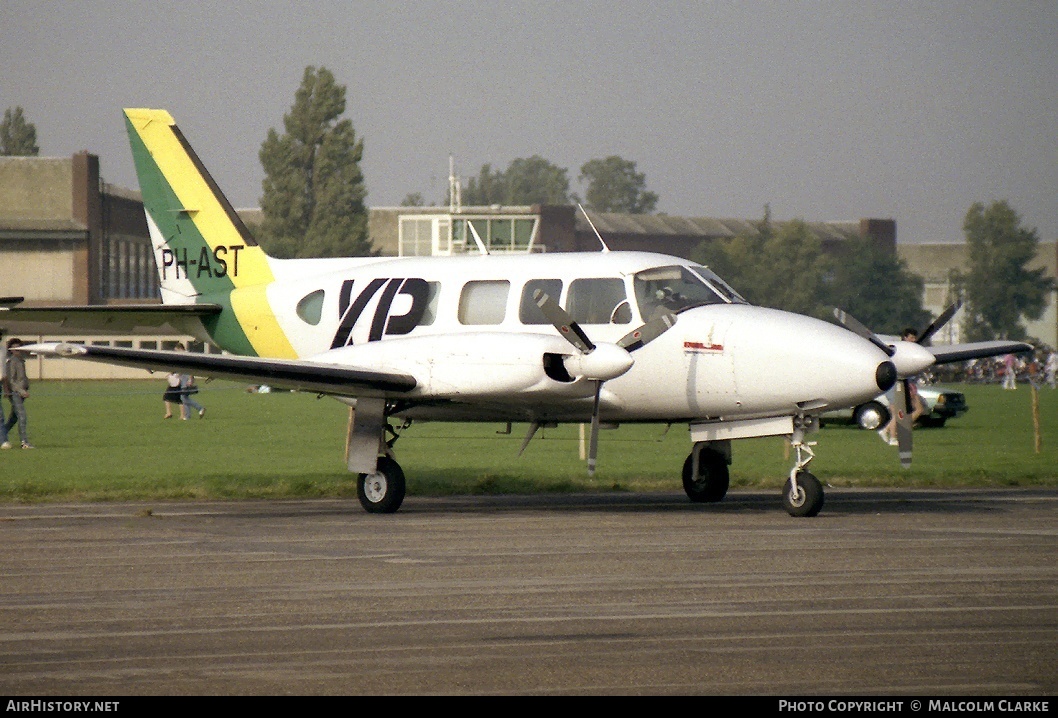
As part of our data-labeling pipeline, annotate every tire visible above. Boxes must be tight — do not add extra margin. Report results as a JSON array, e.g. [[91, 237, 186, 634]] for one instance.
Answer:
[[854, 401, 890, 431], [682, 449, 730, 503], [357, 456, 406, 514], [782, 471, 824, 518]]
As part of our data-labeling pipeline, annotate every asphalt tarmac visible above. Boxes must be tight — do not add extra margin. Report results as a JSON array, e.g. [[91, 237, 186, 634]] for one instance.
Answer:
[[0, 488, 1055, 696]]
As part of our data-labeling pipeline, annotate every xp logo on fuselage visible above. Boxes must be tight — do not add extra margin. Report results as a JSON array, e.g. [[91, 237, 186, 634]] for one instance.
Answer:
[[331, 278, 430, 348]]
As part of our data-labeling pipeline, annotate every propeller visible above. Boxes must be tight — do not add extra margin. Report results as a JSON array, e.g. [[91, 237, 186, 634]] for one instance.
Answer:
[[892, 379, 913, 469], [534, 289, 676, 476], [915, 300, 962, 346], [832, 308, 895, 357], [833, 302, 962, 470]]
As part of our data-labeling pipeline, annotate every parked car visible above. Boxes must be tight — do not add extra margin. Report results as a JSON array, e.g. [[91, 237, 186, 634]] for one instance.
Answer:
[[823, 385, 969, 430]]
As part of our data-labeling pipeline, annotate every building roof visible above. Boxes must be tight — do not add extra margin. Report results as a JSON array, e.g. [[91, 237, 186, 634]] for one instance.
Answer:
[[574, 212, 864, 243]]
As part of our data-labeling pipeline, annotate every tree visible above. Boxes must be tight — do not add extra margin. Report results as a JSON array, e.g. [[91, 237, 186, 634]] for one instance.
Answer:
[[692, 206, 831, 317], [952, 200, 1053, 341], [826, 234, 929, 335], [400, 192, 426, 207], [460, 157, 571, 207], [503, 156, 571, 205], [257, 66, 372, 258], [578, 156, 658, 213], [1, 106, 39, 156], [461, 163, 506, 206]]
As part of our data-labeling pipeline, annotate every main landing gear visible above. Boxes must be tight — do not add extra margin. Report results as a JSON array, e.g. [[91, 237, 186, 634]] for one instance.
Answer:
[[682, 441, 730, 503], [348, 399, 409, 514], [357, 455, 406, 514]]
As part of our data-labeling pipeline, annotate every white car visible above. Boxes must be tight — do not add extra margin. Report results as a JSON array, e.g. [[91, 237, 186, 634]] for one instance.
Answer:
[[823, 385, 969, 430]]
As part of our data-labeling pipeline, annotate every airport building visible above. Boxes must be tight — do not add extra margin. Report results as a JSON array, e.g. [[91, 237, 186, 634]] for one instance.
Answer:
[[2, 152, 1055, 380]]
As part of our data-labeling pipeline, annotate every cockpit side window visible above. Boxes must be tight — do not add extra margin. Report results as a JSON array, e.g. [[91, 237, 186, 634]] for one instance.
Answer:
[[567, 278, 631, 324], [633, 265, 736, 319]]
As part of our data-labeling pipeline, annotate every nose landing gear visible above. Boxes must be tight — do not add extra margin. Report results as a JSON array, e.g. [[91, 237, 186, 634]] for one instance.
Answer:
[[782, 419, 824, 517]]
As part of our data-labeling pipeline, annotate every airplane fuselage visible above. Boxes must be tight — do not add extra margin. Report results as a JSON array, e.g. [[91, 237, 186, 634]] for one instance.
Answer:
[[185, 250, 895, 425]]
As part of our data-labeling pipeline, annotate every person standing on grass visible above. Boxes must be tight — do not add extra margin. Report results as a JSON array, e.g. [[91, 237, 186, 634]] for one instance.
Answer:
[[880, 328, 925, 446], [1, 338, 33, 449], [163, 371, 185, 419], [180, 372, 205, 419], [1002, 353, 1018, 390], [0, 334, 7, 445]]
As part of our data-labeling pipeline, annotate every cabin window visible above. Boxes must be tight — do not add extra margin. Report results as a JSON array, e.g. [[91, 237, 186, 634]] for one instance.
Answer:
[[458, 280, 510, 325], [566, 278, 631, 324], [519, 279, 562, 325], [296, 289, 325, 325]]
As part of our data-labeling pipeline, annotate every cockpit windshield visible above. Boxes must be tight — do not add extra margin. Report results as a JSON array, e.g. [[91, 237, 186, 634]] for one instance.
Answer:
[[633, 264, 747, 319], [689, 265, 748, 305]]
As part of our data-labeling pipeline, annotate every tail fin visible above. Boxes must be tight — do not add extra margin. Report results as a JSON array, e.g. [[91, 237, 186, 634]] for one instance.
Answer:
[[124, 108, 274, 304], [125, 109, 296, 358]]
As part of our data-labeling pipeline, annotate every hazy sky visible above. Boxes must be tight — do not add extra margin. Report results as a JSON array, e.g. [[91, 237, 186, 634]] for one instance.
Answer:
[[3, 1, 1055, 244]]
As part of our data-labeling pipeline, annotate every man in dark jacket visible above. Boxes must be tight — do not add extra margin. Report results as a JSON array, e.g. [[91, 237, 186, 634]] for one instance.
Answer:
[[1, 337, 32, 449]]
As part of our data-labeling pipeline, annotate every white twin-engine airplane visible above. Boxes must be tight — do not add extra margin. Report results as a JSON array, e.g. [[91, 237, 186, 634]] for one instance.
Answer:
[[2, 109, 1033, 517]]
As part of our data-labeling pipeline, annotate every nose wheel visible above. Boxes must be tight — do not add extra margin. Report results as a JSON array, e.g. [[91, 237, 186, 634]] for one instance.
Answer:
[[783, 471, 823, 517], [782, 420, 824, 517]]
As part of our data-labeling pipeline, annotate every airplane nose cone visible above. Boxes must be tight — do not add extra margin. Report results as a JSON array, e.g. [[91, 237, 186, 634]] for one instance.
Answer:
[[876, 361, 897, 392]]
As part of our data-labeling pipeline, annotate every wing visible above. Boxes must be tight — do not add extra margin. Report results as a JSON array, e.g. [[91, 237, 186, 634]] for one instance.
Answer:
[[19, 342, 416, 398], [0, 304, 222, 335], [928, 340, 1034, 364]]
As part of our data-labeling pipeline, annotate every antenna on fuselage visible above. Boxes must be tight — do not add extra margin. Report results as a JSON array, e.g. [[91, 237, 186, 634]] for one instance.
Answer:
[[579, 204, 610, 253], [467, 219, 489, 255]]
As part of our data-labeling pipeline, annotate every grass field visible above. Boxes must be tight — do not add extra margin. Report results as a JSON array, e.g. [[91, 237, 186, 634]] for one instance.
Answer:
[[0, 379, 1055, 502]]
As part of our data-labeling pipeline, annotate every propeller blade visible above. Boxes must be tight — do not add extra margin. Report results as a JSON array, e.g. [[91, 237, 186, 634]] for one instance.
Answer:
[[533, 290, 595, 354], [517, 422, 539, 457], [587, 381, 602, 477], [916, 301, 962, 345], [894, 379, 913, 469], [617, 311, 677, 352], [833, 308, 896, 357]]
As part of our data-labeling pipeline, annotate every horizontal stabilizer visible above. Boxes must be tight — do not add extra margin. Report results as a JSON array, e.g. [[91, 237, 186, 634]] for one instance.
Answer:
[[0, 304, 222, 336], [928, 340, 1034, 365], [18, 343, 416, 398]]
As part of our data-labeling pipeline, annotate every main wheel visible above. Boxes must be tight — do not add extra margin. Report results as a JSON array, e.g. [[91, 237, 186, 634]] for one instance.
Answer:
[[782, 471, 824, 517], [357, 456, 406, 514], [682, 449, 730, 503], [854, 401, 890, 431]]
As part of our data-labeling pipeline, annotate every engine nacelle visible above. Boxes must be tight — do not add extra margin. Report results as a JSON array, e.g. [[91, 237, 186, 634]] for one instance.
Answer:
[[316, 332, 596, 399]]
